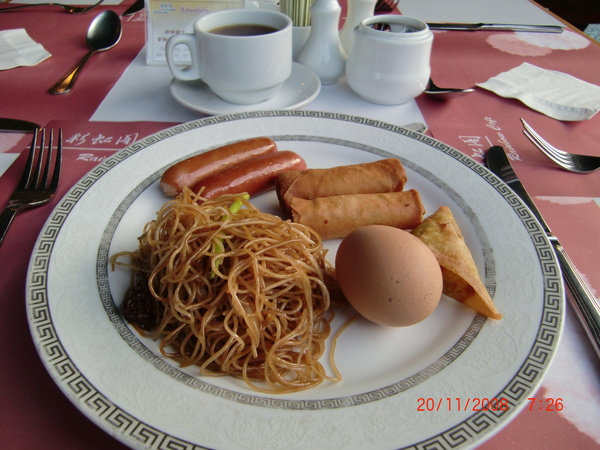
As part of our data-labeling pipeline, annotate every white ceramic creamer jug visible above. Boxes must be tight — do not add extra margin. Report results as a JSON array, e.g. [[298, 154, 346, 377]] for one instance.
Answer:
[[346, 16, 433, 105]]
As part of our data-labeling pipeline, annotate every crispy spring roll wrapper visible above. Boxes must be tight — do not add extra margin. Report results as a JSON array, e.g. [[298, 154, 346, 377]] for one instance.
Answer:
[[411, 206, 502, 320], [277, 159, 408, 213], [290, 190, 425, 240]]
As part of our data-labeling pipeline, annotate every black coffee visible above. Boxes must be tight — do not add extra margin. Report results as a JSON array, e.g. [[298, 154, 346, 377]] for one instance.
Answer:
[[209, 24, 278, 36]]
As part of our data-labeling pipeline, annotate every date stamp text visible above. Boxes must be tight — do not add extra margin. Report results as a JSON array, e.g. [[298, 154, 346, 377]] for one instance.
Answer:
[[417, 397, 564, 412]]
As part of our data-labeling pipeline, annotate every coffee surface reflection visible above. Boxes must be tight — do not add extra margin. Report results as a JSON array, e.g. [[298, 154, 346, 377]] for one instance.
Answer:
[[209, 24, 278, 36]]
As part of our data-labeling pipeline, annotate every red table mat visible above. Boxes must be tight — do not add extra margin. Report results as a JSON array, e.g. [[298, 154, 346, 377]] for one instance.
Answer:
[[416, 28, 600, 198], [0, 6, 145, 125], [1, 5, 599, 448]]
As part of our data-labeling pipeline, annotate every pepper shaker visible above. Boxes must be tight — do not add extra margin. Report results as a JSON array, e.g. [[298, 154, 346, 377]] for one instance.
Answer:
[[297, 0, 347, 85]]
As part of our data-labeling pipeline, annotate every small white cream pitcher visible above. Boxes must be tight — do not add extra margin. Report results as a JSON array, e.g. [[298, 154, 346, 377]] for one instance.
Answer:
[[346, 16, 433, 105]]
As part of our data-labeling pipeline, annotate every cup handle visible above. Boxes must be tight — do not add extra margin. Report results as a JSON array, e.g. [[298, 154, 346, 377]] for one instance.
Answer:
[[166, 34, 202, 81]]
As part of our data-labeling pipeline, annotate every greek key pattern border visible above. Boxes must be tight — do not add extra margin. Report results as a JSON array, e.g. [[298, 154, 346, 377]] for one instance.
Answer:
[[27, 111, 563, 449]]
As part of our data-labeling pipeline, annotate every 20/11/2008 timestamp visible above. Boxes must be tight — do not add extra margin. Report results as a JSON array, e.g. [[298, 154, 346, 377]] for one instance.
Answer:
[[416, 397, 564, 412]]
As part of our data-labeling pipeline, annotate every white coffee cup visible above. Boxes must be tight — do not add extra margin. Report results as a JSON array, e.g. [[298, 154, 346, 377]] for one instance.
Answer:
[[166, 9, 293, 105], [346, 16, 433, 105]]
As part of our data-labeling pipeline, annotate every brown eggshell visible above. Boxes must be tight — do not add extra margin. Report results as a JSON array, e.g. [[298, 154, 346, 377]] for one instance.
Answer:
[[335, 225, 443, 327]]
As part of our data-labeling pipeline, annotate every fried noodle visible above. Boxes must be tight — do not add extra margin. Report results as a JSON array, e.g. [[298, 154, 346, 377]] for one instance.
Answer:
[[112, 188, 339, 393]]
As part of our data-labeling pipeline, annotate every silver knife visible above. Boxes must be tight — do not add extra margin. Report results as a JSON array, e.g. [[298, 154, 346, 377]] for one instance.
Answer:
[[487, 145, 600, 358], [122, 0, 144, 16], [427, 23, 564, 33], [0, 118, 40, 133]]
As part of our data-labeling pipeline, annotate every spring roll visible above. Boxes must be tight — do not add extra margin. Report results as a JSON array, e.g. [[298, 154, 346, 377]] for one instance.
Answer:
[[290, 189, 425, 240], [411, 206, 502, 320], [277, 159, 408, 213]]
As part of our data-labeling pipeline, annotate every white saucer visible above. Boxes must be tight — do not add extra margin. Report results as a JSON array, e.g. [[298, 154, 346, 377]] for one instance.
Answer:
[[169, 62, 321, 115]]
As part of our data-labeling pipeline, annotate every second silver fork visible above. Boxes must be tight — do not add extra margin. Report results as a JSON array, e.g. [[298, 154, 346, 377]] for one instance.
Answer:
[[521, 118, 600, 173], [0, 128, 62, 247]]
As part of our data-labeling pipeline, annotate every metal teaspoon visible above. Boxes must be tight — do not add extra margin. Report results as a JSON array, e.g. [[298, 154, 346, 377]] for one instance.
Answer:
[[49, 10, 122, 95]]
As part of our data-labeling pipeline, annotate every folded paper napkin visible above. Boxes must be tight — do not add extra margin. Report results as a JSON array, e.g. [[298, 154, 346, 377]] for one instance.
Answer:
[[477, 62, 600, 121], [0, 29, 52, 71]]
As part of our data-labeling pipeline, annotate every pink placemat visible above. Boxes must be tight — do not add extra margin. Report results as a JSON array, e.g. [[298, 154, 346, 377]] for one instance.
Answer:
[[416, 29, 600, 198], [0, 7, 146, 125]]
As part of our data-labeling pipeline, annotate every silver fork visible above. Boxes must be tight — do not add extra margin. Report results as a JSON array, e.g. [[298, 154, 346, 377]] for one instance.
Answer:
[[521, 118, 600, 173], [0, 0, 104, 14], [0, 128, 62, 247]]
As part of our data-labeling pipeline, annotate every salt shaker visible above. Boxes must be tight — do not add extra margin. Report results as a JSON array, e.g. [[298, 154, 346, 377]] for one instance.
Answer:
[[339, 0, 377, 55], [297, 0, 347, 85]]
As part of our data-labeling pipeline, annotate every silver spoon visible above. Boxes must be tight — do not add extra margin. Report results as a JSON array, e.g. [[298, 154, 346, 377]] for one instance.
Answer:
[[424, 78, 475, 99], [49, 10, 122, 95]]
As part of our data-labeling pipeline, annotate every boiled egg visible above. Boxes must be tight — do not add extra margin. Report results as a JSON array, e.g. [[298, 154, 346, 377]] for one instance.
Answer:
[[335, 225, 443, 327]]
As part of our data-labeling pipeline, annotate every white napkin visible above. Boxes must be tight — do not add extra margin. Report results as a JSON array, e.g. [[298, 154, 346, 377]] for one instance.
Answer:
[[0, 29, 52, 71], [477, 62, 600, 121]]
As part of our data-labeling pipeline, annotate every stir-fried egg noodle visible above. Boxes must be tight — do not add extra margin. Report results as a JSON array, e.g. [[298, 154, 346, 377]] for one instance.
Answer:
[[112, 188, 343, 393]]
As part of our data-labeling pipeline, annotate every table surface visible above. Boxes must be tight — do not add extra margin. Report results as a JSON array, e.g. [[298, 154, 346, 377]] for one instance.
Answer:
[[1, 1, 599, 449]]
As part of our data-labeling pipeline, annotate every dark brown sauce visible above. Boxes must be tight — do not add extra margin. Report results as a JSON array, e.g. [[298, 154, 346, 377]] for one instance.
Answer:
[[209, 24, 278, 36]]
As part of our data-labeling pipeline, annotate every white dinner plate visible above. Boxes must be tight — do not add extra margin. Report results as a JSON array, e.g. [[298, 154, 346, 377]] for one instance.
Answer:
[[27, 111, 563, 450], [169, 62, 321, 116]]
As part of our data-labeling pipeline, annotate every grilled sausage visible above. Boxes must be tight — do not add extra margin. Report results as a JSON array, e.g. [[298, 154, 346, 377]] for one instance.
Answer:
[[195, 151, 307, 199], [160, 137, 278, 196]]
